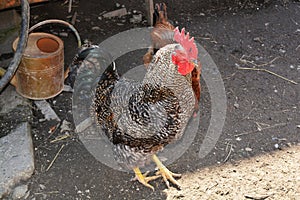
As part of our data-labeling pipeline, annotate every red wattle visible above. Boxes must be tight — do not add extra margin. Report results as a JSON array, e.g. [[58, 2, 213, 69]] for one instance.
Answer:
[[172, 54, 194, 75]]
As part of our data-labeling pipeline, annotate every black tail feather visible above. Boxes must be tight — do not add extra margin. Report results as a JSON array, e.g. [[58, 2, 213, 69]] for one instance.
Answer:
[[65, 45, 99, 88]]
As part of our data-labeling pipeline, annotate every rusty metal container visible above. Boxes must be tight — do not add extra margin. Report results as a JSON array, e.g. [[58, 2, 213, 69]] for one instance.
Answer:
[[12, 32, 64, 100]]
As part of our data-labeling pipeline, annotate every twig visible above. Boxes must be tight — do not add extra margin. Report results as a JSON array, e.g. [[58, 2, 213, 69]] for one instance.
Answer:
[[223, 143, 233, 163], [46, 144, 65, 171], [205, 182, 218, 191], [235, 123, 286, 137], [35, 192, 60, 196], [231, 54, 281, 67], [71, 11, 77, 25], [35, 191, 60, 195], [47, 123, 60, 140], [241, 108, 255, 121], [255, 57, 280, 67], [237, 67, 298, 85], [50, 133, 70, 143], [198, 37, 218, 43], [224, 72, 237, 80], [68, 0, 72, 13], [254, 121, 270, 131]]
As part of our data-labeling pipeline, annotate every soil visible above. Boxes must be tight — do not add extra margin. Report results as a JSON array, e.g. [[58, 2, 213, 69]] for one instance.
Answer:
[[166, 145, 300, 200], [6, 0, 300, 199]]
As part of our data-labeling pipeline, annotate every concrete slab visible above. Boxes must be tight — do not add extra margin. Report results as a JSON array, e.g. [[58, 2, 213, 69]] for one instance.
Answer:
[[0, 85, 27, 115], [0, 11, 34, 197], [0, 122, 34, 199], [0, 85, 32, 138]]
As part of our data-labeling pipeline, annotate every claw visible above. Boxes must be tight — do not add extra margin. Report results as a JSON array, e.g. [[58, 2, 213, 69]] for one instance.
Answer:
[[152, 154, 182, 189], [133, 167, 161, 191], [155, 167, 181, 188]]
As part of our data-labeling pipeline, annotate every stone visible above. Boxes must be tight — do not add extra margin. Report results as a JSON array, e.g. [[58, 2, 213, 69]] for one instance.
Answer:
[[103, 8, 127, 18], [0, 85, 27, 115], [12, 184, 28, 200], [0, 123, 34, 198], [130, 14, 143, 24], [34, 100, 61, 121], [245, 147, 252, 152]]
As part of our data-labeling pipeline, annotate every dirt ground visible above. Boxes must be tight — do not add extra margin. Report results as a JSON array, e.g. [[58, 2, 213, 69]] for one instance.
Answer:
[[3, 0, 299, 199], [166, 145, 300, 200]]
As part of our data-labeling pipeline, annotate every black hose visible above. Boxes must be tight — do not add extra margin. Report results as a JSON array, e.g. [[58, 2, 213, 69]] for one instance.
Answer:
[[0, 0, 30, 92]]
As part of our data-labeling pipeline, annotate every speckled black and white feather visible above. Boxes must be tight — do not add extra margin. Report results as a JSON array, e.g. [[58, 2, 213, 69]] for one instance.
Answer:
[[92, 43, 195, 169]]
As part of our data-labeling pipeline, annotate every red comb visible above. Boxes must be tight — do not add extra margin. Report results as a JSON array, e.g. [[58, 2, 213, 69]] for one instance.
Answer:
[[173, 27, 198, 60]]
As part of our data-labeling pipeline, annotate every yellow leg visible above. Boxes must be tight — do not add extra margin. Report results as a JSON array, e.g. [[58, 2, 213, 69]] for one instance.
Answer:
[[152, 154, 182, 189], [133, 167, 161, 191]]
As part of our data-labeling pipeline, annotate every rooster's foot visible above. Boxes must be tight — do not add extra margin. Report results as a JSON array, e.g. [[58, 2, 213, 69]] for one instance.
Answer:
[[152, 154, 182, 189], [132, 167, 161, 190]]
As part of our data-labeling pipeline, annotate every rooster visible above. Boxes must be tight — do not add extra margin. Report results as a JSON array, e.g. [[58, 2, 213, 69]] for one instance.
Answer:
[[92, 28, 199, 190], [143, 3, 201, 112], [71, 3, 201, 190]]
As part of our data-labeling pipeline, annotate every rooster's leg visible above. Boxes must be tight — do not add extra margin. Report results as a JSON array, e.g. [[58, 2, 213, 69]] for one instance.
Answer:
[[133, 167, 161, 190], [152, 154, 182, 189]]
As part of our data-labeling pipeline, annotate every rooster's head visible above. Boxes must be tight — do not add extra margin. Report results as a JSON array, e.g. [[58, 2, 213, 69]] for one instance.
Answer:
[[171, 27, 198, 76]]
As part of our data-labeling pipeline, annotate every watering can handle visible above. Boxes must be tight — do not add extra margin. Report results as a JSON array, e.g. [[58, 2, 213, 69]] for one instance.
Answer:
[[29, 19, 82, 48]]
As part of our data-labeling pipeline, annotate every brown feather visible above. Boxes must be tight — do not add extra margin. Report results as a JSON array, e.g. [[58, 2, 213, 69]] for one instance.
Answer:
[[143, 3, 175, 67], [192, 62, 201, 112]]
